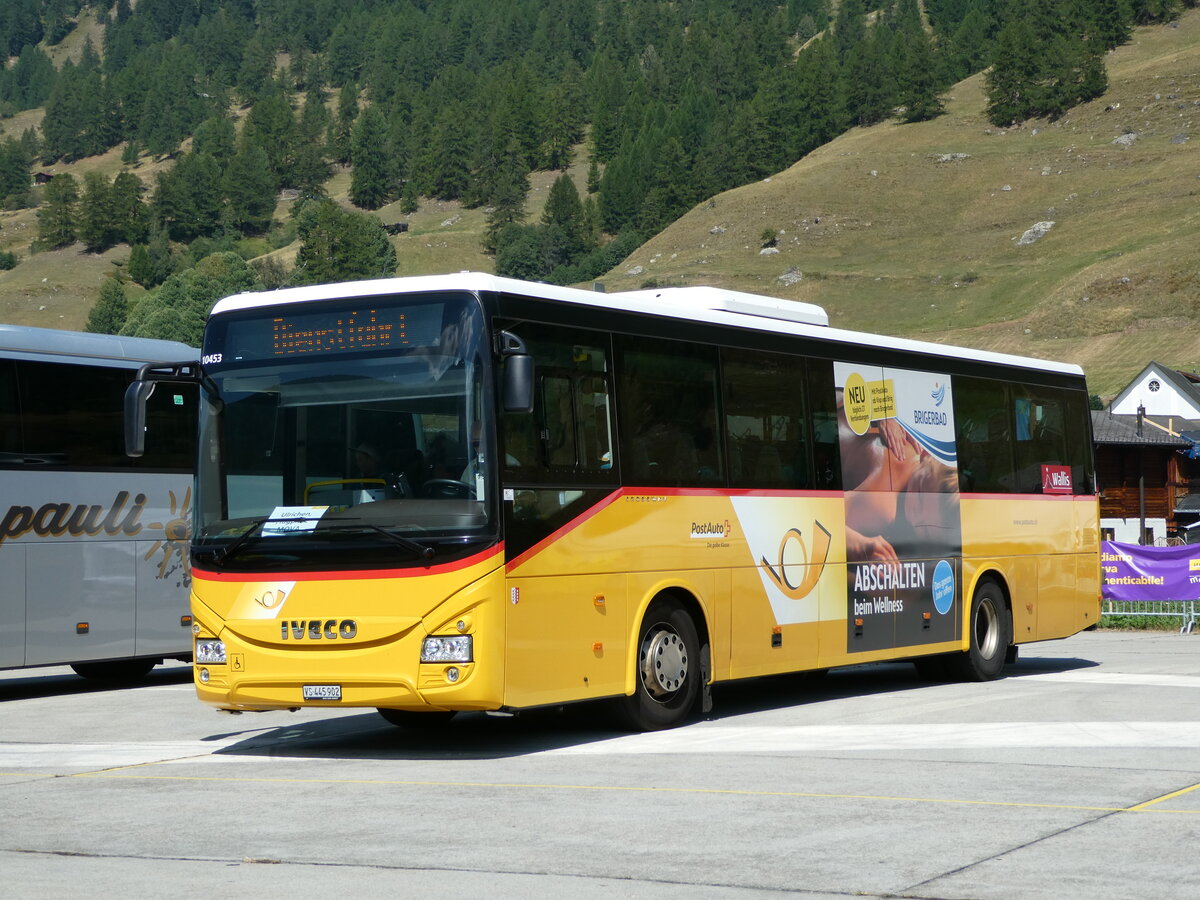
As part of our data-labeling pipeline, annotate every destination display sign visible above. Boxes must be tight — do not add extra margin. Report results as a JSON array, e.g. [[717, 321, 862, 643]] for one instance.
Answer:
[[213, 299, 446, 364]]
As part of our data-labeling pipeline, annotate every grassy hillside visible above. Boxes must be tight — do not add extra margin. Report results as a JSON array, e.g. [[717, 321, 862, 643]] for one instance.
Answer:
[[598, 11, 1200, 399], [1, 11, 1198, 397]]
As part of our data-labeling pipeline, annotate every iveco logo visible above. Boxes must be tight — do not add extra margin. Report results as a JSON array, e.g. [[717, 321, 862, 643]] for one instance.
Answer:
[[280, 619, 358, 640]]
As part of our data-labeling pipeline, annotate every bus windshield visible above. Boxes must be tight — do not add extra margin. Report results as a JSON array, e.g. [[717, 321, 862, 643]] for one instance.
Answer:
[[194, 291, 495, 570]]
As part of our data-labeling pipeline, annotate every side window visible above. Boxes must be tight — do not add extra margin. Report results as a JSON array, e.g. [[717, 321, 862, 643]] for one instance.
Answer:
[[17, 360, 127, 468], [807, 358, 842, 490], [1062, 390, 1095, 494], [0, 359, 19, 458], [139, 380, 197, 471], [501, 324, 615, 485], [1013, 387, 1069, 493], [723, 348, 810, 489], [617, 336, 722, 487], [953, 376, 1015, 493]]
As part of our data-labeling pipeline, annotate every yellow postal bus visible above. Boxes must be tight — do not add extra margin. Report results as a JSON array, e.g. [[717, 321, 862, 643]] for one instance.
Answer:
[[126, 273, 1099, 729]]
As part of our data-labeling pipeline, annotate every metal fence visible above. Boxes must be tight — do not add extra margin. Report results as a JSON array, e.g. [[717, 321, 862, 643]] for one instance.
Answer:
[[1101, 599, 1199, 634]]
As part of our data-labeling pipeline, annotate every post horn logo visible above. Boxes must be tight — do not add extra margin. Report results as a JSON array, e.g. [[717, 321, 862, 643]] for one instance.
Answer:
[[759, 522, 832, 601]]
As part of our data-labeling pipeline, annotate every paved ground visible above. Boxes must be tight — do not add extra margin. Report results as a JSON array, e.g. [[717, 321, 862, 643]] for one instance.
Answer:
[[2, 630, 1198, 898]]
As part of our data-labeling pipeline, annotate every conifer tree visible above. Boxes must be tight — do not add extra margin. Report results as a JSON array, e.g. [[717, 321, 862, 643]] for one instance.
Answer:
[[222, 138, 277, 234], [349, 105, 394, 210], [899, 32, 944, 123], [111, 171, 149, 245], [192, 116, 237, 166], [542, 173, 587, 263], [242, 84, 298, 187], [291, 199, 397, 286], [86, 278, 129, 335], [127, 243, 154, 287], [483, 142, 530, 255], [0, 138, 31, 206], [77, 171, 118, 253], [293, 88, 333, 194], [329, 83, 359, 166], [35, 173, 79, 250]]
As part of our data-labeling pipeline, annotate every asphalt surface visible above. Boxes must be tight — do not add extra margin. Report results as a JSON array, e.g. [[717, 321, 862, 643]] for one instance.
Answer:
[[2, 630, 1198, 898]]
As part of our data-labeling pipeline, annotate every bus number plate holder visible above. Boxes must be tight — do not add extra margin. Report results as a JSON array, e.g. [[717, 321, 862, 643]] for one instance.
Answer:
[[303, 685, 341, 701]]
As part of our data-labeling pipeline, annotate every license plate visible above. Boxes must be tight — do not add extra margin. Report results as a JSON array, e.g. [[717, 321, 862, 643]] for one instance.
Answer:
[[302, 684, 341, 701]]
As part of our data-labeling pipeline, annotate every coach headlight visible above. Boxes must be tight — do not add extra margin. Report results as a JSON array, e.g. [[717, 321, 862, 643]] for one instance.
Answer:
[[195, 639, 227, 664], [421, 635, 472, 663]]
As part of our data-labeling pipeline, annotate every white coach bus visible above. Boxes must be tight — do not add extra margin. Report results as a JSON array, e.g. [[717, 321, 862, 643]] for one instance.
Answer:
[[1, 324, 197, 680]]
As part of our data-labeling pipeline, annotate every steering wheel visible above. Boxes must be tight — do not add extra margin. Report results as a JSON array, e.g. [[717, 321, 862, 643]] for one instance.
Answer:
[[422, 478, 474, 499]]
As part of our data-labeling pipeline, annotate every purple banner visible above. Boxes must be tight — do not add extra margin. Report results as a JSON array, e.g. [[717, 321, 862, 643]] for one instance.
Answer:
[[1101, 541, 1200, 601]]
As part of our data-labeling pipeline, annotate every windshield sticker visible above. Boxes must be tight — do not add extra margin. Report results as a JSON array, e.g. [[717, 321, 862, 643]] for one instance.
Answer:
[[263, 506, 329, 536]]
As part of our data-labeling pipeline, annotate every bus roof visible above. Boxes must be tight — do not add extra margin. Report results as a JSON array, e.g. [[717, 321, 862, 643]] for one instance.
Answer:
[[210, 272, 1083, 378], [0, 323, 196, 366]]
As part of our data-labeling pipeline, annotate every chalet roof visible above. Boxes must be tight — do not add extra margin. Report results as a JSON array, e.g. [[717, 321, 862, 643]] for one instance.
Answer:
[[1175, 494, 1200, 514], [1090, 410, 1197, 446], [1110, 361, 1200, 418]]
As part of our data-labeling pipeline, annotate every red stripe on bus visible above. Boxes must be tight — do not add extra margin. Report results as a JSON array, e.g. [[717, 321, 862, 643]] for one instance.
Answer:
[[962, 492, 1090, 501], [505, 489, 625, 572], [504, 486, 841, 572], [193, 543, 503, 583]]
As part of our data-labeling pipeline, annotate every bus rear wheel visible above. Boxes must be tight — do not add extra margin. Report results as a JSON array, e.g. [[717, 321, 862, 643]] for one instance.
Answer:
[[620, 598, 701, 732], [945, 580, 1011, 682], [376, 709, 457, 728]]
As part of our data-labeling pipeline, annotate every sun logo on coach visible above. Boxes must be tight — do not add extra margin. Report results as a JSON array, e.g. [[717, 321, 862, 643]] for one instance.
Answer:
[[145, 488, 192, 586]]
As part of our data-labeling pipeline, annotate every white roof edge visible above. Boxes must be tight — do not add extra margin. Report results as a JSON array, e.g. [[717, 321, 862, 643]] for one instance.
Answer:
[[209, 272, 1082, 378]]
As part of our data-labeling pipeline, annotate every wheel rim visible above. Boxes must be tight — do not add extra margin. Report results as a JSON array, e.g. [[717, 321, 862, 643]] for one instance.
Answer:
[[975, 596, 1000, 659], [639, 625, 688, 700]]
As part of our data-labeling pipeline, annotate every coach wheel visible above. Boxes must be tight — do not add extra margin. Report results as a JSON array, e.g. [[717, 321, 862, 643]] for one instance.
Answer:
[[946, 579, 1011, 682], [70, 659, 157, 682], [376, 708, 457, 728], [620, 597, 701, 731]]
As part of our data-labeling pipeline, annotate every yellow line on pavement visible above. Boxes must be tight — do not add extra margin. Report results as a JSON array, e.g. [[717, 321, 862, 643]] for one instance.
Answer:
[[26, 769, 1192, 814], [1126, 781, 1200, 812]]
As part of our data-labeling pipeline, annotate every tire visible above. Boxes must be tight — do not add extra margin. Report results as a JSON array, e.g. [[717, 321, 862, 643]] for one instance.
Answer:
[[619, 597, 701, 731], [945, 579, 1011, 682], [70, 659, 158, 682], [376, 708, 457, 728]]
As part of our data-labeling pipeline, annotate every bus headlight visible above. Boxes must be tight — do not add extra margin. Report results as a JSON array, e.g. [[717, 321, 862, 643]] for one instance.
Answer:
[[196, 640, 227, 664], [421, 635, 472, 663]]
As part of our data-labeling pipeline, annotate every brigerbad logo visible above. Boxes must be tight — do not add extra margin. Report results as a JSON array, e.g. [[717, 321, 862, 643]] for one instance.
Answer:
[[931, 382, 946, 407], [690, 519, 731, 540]]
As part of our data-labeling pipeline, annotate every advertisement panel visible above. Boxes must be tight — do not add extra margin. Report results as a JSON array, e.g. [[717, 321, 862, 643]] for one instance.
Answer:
[[1101, 541, 1200, 601], [835, 363, 962, 652]]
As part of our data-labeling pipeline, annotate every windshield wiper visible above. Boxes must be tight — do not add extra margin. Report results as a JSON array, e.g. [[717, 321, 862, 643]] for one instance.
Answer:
[[208, 517, 437, 566], [318, 522, 436, 560], [210, 517, 272, 566]]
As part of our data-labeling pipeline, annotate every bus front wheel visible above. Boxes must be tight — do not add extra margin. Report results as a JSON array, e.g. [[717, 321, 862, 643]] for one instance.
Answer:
[[620, 598, 701, 731], [946, 580, 1011, 682]]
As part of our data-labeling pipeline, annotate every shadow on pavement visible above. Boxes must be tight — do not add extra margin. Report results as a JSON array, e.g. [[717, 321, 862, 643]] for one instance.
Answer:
[[0, 662, 193, 702], [209, 651, 1101, 763]]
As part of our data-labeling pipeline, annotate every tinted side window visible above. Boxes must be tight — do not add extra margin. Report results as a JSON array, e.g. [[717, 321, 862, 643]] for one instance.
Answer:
[[17, 360, 128, 468], [501, 323, 615, 486], [808, 358, 842, 490], [723, 348, 810, 489], [1013, 386, 1069, 493], [1062, 390, 1095, 494], [0, 359, 18, 457], [953, 376, 1015, 493], [140, 380, 197, 470], [617, 336, 722, 487]]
